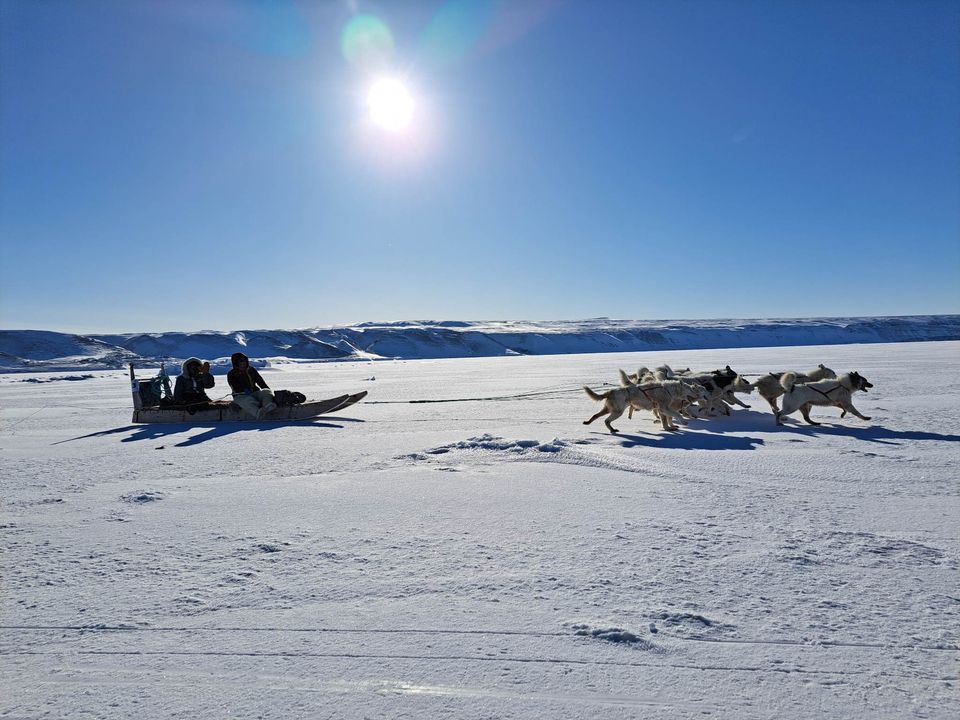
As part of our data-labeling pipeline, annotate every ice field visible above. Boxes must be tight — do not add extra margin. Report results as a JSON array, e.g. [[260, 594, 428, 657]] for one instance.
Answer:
[[1, 341, 958, 718]]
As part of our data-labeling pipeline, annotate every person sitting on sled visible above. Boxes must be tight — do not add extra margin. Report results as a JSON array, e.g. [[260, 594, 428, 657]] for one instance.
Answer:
[[173, 357, 215, 405], [227, 352, 276, 419]]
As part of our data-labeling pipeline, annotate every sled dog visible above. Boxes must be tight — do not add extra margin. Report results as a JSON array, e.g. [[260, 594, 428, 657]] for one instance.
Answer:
[[752, 364, 836, 414], [619, 370, 708, 422], [776, 371, 873, 426], [584, 380, 706, 433], [686, 367, 753, 415]]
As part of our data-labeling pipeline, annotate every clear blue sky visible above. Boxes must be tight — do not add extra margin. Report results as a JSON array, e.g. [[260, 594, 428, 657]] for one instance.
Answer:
[[1, 0, 958, 333]]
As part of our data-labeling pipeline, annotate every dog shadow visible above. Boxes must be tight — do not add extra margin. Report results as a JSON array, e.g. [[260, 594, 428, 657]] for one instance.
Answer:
[[779, 423, 960, 446], [686, 408, 779, 434], [53, 416, 364, 448], [598, 430, 765, 451], [682, 408, 960, 446]]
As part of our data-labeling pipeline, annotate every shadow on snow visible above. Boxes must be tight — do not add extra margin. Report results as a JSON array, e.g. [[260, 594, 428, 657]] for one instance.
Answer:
[[52, 416, 364, 447], [594, 407, 960, 448]]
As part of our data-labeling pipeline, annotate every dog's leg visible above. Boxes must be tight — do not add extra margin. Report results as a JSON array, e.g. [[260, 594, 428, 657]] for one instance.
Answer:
[[723, 393, 750, 408], [604, 408, 625, 434], [800, 403, 820, 426], [658, 408, 673, 431], [839, 401, 871, 421], [764, 395, 780, 415], [584, 408, 609, 425], [670, 402, 689, 425], [658, 405, 683, 431]]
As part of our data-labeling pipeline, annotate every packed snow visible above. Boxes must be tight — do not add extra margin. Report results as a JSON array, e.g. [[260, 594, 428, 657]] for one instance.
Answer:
[[1, 315, 958, 372], [1, 340, 958, 718]]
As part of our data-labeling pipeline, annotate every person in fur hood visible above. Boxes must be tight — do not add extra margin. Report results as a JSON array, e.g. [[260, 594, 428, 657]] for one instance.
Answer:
[[227, 352, 277, 419], [173, 357, 215, 405]]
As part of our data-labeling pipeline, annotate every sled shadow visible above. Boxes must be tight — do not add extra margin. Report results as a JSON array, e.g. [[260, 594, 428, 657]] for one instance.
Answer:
[[53, 416, 365, 447], [593, 430, 765, 451]]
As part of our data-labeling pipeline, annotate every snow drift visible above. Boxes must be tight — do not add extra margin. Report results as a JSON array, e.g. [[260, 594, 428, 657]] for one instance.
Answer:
[[0, 314, 957, 372]]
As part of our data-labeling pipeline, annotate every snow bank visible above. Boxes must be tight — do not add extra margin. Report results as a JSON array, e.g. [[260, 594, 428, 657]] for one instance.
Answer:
[[1, 315, 957, 371]]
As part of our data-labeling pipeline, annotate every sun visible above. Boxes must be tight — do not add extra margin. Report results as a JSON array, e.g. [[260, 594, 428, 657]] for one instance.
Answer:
[[366, 77, 415, 133]]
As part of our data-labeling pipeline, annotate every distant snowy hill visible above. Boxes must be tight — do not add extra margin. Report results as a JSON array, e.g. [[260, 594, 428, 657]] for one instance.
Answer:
[[0, 315, 957, 372]]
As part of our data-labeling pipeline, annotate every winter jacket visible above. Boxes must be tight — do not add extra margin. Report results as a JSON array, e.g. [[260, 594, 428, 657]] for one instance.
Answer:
[[227, 352, 270, 394], [173, 357, 215, 403]]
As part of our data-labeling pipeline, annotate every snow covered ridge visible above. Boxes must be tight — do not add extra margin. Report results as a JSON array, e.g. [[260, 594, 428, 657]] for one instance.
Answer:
[[0, 315, 958, 372]]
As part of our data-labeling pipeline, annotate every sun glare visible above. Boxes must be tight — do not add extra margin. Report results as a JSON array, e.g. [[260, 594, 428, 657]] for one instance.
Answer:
[[366, 77, 415, 133]]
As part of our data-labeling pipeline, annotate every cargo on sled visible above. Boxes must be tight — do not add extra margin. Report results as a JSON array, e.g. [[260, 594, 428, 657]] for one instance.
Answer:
[[128, 363, 366, 424]]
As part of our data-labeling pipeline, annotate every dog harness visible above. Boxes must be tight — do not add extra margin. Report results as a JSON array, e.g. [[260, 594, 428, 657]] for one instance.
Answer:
[[807, 384, 842, 399]]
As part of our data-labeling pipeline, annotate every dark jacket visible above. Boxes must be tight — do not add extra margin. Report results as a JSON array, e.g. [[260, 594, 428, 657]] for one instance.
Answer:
[[173, 357, 215, 403], [227, 352, 270, 394]]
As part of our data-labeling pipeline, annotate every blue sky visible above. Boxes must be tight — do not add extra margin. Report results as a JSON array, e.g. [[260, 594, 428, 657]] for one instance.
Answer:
[[1, 0, 958, 333]]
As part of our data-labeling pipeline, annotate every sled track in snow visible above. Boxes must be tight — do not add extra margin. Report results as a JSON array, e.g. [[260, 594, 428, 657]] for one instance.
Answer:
[[3, 624, 957, 652], [5, 649, 955, 681]]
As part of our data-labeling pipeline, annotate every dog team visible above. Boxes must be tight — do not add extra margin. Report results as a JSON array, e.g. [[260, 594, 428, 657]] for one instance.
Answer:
[[583, 363, 873, 433]]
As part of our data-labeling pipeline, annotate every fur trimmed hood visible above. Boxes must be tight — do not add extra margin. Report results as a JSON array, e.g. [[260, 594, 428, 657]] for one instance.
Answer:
[[181, 357, 203, 376]]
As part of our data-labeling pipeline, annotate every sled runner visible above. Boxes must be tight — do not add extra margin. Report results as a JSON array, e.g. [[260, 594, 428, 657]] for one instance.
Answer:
[[129, 364, 367, 424]]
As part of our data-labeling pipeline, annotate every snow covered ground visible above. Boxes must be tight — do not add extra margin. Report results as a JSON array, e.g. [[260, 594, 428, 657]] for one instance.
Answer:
[[1, 340, 958, 718]]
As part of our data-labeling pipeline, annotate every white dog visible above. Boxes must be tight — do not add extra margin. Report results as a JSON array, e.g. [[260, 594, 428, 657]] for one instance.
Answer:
[[752, 364, 836, 414], [584, 379, 706, 433], [776, 371, 873, 426], [619, 369, 708, 423]]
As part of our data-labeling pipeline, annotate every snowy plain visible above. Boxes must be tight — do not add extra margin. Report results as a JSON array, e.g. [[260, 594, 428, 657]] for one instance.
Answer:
[[1, 340, 958, 719]]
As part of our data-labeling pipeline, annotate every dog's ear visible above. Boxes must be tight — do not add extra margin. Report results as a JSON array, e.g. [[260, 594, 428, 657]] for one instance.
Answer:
[[819, 363, 826, 369]]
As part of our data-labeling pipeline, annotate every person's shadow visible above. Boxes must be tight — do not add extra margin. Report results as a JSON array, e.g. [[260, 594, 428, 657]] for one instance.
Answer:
[[53, 416, 364, 448]]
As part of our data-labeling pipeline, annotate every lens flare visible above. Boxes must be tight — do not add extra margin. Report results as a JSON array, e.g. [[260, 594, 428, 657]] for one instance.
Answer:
[[366, 77, 415, 132], [341, 14, 394, 70]]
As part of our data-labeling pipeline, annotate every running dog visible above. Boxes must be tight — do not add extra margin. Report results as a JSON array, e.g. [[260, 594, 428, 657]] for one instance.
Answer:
[[687, 367, 753, 415], [619, 370, 708, 422], [583, 383, 658, 433], [752, 364, 836, 414], [584, 380, 706, 433], [776, 371, 873, 426], [621, 364, 692, 385]]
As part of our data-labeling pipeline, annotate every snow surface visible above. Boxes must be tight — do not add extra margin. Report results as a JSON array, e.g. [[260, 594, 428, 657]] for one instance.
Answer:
[[1, 340, 958, 718], [1, 315, 958, 371]]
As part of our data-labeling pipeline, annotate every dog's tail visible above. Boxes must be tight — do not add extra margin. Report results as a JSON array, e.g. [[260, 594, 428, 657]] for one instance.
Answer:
[[780, 371, 798, 393], [583, 386, 609, 402], [618, 369, 634, 387]]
